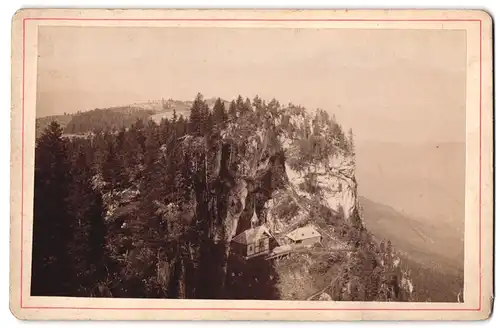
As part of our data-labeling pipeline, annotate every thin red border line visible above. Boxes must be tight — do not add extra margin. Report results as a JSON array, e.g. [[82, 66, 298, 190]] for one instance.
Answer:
[[23, 17, 482, 22], [478, 18, 483, 312], [19, 306, 481, 311], [20, 17, 483, 312], [20, 17, 26, 310]]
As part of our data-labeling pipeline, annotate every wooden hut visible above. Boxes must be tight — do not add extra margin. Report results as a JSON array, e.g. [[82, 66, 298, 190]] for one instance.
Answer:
[[231, 225, 278, 260], [285, 225, 322, 247]]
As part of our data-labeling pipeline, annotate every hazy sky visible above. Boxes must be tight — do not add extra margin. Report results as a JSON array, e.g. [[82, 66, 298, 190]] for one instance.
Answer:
[[36, 26, 466, 143]]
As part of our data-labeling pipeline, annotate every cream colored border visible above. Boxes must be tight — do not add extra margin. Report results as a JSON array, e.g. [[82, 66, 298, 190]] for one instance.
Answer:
[[10, 8, 494, 321]]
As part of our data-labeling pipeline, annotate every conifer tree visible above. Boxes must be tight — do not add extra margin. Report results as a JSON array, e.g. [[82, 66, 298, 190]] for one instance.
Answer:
[[66, 141, 106, 295], [252, 95, 265, 118], [244, 97, 253, 113], [176, 116, 188, 137], [172, 108, 178, 123], [235, 95, 251, 117], [101, 136, 125, 189], [158, 118, 171, 144], [348, 128, 355, 155], [228, 100, 237, 121], [189, 93, 210, 136], [212, 97, 228, 126], [144, 120, 161, 169], [267, 98, 281, 118], [31, 122, 72, 296]]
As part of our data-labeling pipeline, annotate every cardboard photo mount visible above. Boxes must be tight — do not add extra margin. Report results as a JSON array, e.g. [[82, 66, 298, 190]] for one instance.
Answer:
[[9, 8, 494, 321]]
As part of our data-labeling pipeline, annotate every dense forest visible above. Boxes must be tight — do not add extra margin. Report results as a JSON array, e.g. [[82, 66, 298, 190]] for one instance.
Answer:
[[64, 107, 156, 134], [35, 113, 73, 138], [35, 107, 156, 138], [32, 93, 417, 301]]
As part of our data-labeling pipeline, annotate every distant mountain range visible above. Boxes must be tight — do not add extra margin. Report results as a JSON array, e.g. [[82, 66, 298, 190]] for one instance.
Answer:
[[356, 140, 465, 234], [360, 196, 463, 302], [356, 139, 465, 302], [360, 196, 463, 269]]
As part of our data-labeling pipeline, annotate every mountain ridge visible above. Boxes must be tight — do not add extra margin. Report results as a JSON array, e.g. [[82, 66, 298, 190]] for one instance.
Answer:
[[360, 195, 463, 302]]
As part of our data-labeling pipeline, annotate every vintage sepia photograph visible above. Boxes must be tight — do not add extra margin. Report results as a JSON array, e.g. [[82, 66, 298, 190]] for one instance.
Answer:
[[10, 9, 493, 321]]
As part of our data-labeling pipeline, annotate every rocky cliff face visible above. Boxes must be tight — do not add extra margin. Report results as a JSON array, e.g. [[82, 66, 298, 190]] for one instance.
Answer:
[[278, 106, 357, 221], [216, 104, 414, 301], [219, 105, 359, 237], [92, 98, 414, 301]]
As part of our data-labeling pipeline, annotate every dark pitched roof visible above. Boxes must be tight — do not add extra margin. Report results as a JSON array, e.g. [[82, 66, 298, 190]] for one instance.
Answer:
[[232, 225, 272, 245]]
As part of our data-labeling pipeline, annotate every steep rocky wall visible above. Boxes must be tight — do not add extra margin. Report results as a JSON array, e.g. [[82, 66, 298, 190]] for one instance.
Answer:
[[91, 100, 414, 300], [259, 107, 360, 235]]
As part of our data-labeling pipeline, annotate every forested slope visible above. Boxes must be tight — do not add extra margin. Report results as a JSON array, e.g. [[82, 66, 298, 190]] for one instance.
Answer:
[[32, 94, 426, 301]]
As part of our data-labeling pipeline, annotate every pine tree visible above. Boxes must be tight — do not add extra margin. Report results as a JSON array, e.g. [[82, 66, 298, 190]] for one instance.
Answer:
[[244, 97, 252, 113], [212, 97, 228, 126], [144, 120, 161, 169], [380, 240, 386, 254], [348, 128, 355, 155], [228, 100, 237, 121], [386, 240, 393, 260], [235, 95, 252, 117], [267, 98, 281, 118], [32, 121, 72, 296], [130, 119, 147, 152], [252, 95, 265, 118], [121, 119, 147, 183], [101, 137, 124, 189], [172, 108, 178, 124], [176, 116, 188, 137], [66, 141, 106, 295], [189, 93, 210, 136], [236, 95, 244, 110]]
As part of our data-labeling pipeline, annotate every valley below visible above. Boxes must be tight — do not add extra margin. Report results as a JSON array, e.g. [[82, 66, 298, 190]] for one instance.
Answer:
[[356, 141, 465, 302]]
